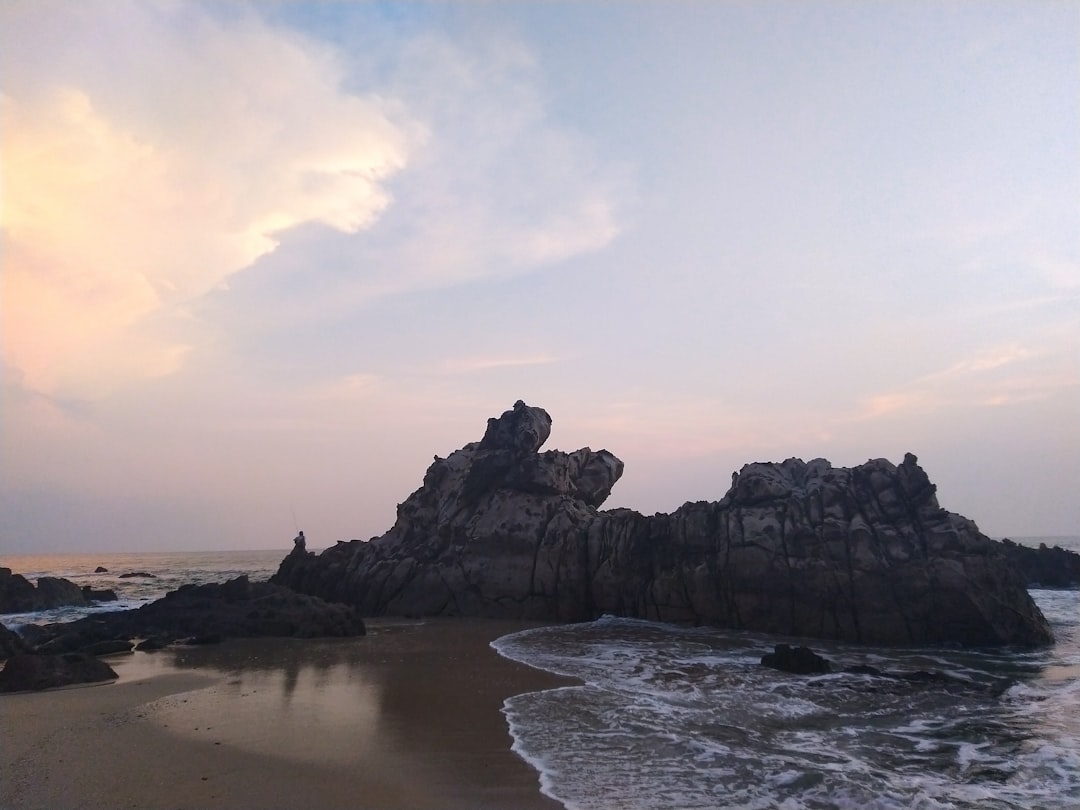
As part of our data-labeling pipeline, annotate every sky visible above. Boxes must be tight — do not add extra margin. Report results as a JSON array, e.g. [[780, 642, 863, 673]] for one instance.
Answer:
[[1, 1, 1077, 554]]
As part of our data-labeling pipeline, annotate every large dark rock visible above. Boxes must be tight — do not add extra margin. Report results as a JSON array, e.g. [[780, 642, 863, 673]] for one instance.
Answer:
[[82, 586, 118, 602], [0, 569, 42, 613], [34, 577, 89, 609], [0, 653, 118, 692], [0, 568, 111, 613], [1, 623, 31, 659], [760, 649, 1008, 695], [998, 538, 1080, 588], [761, 644, 832, 674], [80, 639, 135, 656], [23, 576, 366, 654], [272, 402, 1054, 647]]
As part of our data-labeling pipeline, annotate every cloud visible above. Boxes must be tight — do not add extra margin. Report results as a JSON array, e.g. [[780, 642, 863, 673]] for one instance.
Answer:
[[0, 2, 416, 399], [439, 353, 559, 375], [1028, 252, 1080, 290], [921, 344, 1035, 380], [223, 26, 631, 327], [2, 4, 629, 398], [852, 392, 933, 421], [849, 342, 1074, 422]]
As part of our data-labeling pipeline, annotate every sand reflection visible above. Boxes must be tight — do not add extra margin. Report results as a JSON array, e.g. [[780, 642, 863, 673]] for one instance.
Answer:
[[5, 620, 569, 809], [113, 637, 382, 767], [103, 618, 573, 795]]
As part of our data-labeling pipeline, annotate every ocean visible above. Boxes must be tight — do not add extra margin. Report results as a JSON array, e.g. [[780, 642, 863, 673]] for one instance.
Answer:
[[0, 548, 285, 628], [2, 538, 1078, 809]]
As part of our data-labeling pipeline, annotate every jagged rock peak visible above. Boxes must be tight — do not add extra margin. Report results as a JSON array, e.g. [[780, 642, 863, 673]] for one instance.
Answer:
[[478, 400, 552, 455], [727, 452, 941, 515]]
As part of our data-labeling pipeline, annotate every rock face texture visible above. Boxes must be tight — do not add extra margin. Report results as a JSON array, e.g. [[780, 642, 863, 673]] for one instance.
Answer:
[[273, 401, 1053, 647]]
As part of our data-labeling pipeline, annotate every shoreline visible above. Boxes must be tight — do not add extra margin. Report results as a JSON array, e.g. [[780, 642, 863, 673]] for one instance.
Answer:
[[0, 618, 573, 810]]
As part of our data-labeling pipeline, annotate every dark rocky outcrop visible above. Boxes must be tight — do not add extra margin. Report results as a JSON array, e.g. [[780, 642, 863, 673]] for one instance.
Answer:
[[20, 576, 366, 656], [760, 646, 1009, 695], [119, 571, 157, 579], [273, 401, 1053, 647], [0, 653, 118, 692], [761, 644, 831, 674], [0, 569, 38, 613], [94, 566, 109, 573], [998, 538, 1080, 588], [0, 568, 117, 614], [34, 577, 87, 608], [1, 623, 31, 659], [81, 586, 118, 603], [1, 569, 121, 614], [80, 639, 135, 656]]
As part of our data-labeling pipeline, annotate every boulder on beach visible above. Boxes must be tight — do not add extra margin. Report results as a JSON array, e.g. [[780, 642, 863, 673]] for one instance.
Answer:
[[273, 400, 1053, 647], [80, 639, 135, 656], [0, 653, 118, 692]]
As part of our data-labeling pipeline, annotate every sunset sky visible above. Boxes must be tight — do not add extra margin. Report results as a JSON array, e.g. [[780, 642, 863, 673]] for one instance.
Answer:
[[1, 1, 1077, 553]]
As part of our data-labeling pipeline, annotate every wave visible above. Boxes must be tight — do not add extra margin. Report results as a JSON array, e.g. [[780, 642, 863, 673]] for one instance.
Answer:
[[492, 593, 1080, 810]]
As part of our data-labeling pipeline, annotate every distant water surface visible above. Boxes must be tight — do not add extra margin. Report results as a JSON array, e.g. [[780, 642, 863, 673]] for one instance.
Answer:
[[0, 548, 285, 628]]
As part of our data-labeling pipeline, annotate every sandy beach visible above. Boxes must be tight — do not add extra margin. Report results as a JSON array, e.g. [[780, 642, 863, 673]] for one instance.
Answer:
[[0, 619, 573, 809]]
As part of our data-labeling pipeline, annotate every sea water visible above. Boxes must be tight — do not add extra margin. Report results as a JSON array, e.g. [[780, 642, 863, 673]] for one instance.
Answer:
[[493, 536, 1080, 810]]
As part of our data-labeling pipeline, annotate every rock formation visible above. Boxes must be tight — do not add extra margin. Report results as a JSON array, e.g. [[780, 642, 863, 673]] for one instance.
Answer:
[[273, 401, 1053, 647], [82, 586, 118, 603], [0, 653, 118, 692], [0, 569, 41, 613], [761, 644, 832, 674], [759, 644, 1011, 695], [0, 623, 30, 659], [11, 576, 366, 658], [998, 538, 1080, 588], [0, 568, 116, 614]]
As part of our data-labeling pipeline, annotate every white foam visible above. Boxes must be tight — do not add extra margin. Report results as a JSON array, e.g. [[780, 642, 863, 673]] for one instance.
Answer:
[[491, 602, 1080, 810]]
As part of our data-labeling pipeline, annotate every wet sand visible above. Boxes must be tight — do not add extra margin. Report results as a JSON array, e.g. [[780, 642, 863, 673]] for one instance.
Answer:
[[0, 619, 573, 809]]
